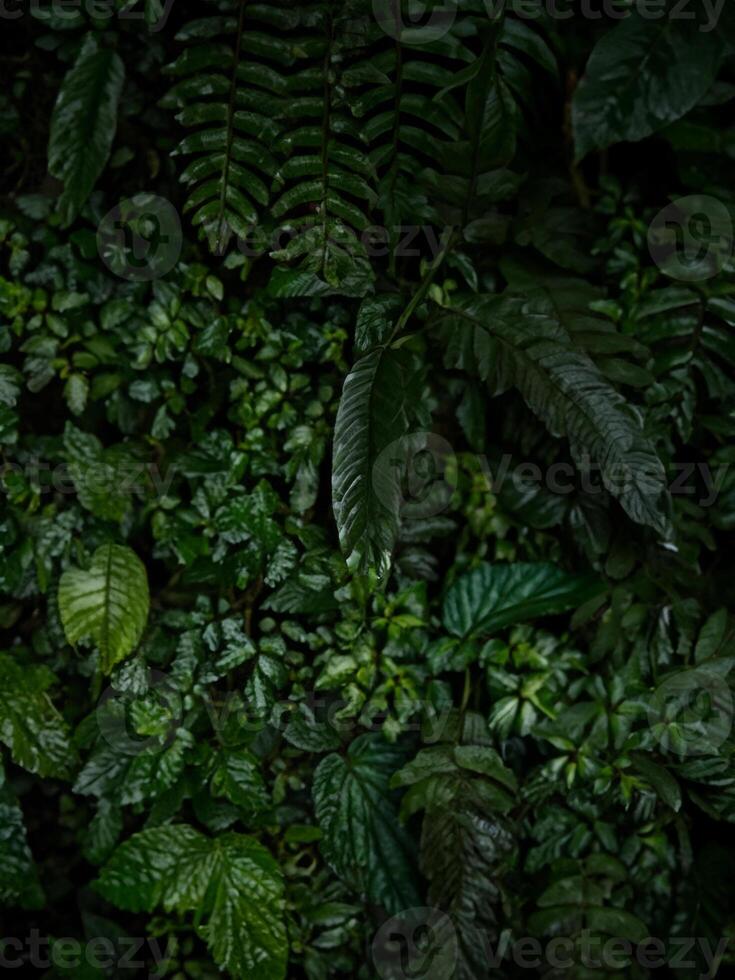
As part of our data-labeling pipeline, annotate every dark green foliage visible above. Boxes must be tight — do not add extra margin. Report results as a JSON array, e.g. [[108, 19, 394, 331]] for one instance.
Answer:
[[2, 2, 735, 978]]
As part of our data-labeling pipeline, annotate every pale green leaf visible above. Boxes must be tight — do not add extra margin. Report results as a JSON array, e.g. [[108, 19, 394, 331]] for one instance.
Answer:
[[58, 544, 149, 673]]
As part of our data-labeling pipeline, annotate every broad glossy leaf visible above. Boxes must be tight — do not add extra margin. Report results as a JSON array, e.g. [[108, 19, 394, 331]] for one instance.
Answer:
[[58, 544, 150, 674], [95, 825, 287, 979], [573, 14, 723, 160], [443, 562, 601, 639], [0, 652, 74, 779], [313, 733, 420, 914]]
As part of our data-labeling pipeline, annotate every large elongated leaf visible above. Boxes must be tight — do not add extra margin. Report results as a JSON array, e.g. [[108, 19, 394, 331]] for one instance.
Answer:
[[436, 293, 669, 533], [0, 653, 75, 779], [573, 13, 723, 160], [393, 738, 518, 980], [313, 733, 420, 915], [332, 346, 423, 577], [48, 33, 125, 226], [443, 562, 601, 639], [95, 825, 286, 980], [58, 544, 150, 673]]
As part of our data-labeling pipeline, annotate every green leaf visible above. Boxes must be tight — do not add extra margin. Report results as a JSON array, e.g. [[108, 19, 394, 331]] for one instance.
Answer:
[[95, 825, 287, 979], [530, 855, 649, 942], [58, 544, 150, 673], [354, 294, 401, 354], [0, 365, 22, 408], [573, 14, 723, 160], [64, 373, 89, 416], [62, 424, 139, 521], [313, 733, 420, 915], [332, 347, 423, 577], [695, 608, 730, 663], [0, 652, 75, 779], [628, 752, 682, 812], [48, 33, 125, 226], [436, 293, 670, 533], [394, 738, 517, 980], [211, 748, 269, 814], [443, 562, 601, 639]]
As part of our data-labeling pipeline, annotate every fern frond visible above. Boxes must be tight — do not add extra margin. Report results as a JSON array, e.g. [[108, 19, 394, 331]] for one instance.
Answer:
[[268, 2, 379, 296], [346, 16, 470, 240], [434, 292, 671, 534], [162, 1, 296, 253]]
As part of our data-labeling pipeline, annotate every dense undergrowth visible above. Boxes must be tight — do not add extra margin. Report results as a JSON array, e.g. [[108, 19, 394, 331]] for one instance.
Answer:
[[1, 2, 735, 978]]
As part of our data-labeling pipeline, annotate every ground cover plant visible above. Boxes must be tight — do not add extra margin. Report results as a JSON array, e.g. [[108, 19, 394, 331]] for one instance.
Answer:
[[1, 1, 735, 977]]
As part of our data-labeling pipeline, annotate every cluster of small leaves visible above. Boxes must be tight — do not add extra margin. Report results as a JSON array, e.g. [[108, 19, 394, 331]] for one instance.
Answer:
[[2, 2, 735, 979]]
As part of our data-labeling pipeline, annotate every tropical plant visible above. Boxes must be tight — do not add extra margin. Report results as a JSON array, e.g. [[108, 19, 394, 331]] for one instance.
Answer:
[[1, 2, 735, 978]]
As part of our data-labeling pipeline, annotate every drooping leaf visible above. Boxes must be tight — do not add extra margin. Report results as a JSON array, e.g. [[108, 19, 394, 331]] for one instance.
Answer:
[[393, 736, 518, 980], [435, 292, 670, 533], [58, 544, 150, 673], [332, 346, 424, 577], [48, 33, 125, 226], [529, 854, 648, 943]]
